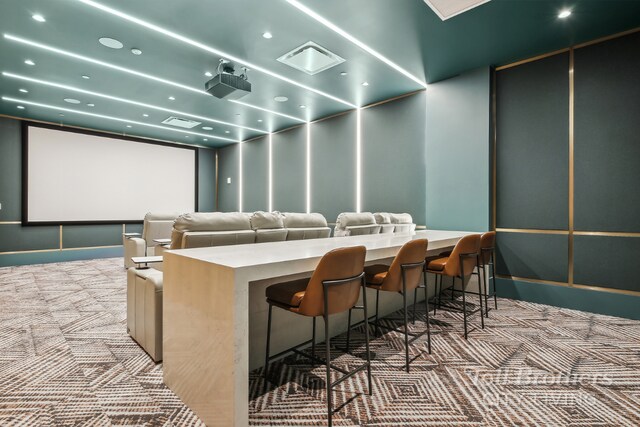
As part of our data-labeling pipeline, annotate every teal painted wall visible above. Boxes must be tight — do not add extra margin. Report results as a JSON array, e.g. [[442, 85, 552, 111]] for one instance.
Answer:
[[425, 67, 491, 232], [0, 117, 217, 267], [272, 126, 306, 213], [242, 136, 268, 212], [218, 143, 240, 212]]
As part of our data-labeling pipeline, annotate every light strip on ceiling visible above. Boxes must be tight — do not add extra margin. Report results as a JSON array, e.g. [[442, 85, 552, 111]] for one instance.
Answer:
[[230, 100, 306, 123], [2, 96, 237, 142], [286, 0, 428, 89], [75, 0, 357, 108], [268, 133, 273, 212], [4, 34, 306, 125], [2, 72, 267, 134], [356, 108, 362, 213], [306, 123, 311, 214]]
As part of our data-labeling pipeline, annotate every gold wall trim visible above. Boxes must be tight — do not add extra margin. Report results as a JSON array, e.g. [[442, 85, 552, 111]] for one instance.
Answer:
[[568, 48, 575, 286], [498, 274, 640, 297], [59, 225, 63, 250], [573, 27, 640, 50], [496, 228, 569, 235], [0, 221, 22, 225], [574, 231, 640, 238], [495, 48, 570, 71], [361, 89, 425, 110]]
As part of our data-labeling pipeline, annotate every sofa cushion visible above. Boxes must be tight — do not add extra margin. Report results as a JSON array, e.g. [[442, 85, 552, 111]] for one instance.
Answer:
[[390, 213, 413, 224], [335, 212, 376, 229], [373, 212, 392, 224], [250, 211, 284, 230], [144, 211, 181, 221], [282, 212, 328, 228], [174, 212, 251, 232]]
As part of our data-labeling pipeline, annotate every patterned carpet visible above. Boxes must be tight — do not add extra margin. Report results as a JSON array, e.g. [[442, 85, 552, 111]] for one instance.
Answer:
[[1, 258, 639, 426]]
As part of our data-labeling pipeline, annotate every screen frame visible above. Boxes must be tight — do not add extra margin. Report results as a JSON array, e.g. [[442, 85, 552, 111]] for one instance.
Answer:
[[21, 121, 199, 226]]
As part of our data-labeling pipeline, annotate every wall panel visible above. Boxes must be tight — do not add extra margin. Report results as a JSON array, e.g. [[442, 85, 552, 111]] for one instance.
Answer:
[[272, 126, 306, 213], [62, 224, 123, 248], [218, 143, 240, 212], [574, 235, 640, 292], [198, 148, 217, 212], [496, 53, 569, 230], [496, 231, 568, 283], [241, 136, 268, 212], [310, 112, 357, 223]]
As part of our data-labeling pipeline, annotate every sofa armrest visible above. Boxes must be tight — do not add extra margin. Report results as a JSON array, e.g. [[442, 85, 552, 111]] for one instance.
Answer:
[[123, 236, 146, 269]]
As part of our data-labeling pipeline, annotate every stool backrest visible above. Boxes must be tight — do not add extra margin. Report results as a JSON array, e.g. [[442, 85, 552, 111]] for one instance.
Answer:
[[479, 231, 496, 265], [299, 246, 366, 317], [443, 234, 481, 277], [381, 239, 428, 293]]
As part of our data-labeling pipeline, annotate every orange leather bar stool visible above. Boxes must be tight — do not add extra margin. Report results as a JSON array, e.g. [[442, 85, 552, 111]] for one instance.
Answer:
[[264, 246, 371, 427], [425, 234, 483, 339], [363, 239, 430, 372], [478, 231, 497, 317]]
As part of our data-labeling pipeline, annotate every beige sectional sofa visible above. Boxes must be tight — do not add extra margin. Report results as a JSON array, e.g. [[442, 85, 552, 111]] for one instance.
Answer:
[[122, 212, 179, 268], [334, 212, 416, 236]]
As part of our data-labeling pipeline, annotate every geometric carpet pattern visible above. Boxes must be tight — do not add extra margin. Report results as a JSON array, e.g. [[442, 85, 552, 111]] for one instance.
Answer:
[[1, 259, 639, 426]]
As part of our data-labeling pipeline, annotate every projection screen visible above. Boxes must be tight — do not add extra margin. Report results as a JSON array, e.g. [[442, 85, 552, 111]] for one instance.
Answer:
[[24, 124, 197, 224]]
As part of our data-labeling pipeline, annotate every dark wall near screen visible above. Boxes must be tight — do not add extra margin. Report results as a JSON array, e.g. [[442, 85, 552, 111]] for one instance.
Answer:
[[0, 117, 217, 267], [495, 31, 640, 317]]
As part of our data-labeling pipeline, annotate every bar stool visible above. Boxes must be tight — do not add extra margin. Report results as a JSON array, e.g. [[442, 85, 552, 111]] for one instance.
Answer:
[[363, 239, 430, 372], [425, 234, 483, 339], [264, 246, 371, 427], [478, 231, 497, 317]]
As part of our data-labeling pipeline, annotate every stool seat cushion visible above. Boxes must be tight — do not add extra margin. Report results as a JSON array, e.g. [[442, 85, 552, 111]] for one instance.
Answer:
[[364, 264, 390, 285], [426, 255, 447, 271], [266, 278, 309, 307]]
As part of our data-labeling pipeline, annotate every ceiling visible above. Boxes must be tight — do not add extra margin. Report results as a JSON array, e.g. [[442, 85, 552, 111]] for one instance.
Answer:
[[1, 0, 638, 148]]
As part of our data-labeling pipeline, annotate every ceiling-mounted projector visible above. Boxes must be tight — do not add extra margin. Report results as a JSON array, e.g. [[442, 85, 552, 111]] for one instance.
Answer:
[[205, 59, 251, 100]]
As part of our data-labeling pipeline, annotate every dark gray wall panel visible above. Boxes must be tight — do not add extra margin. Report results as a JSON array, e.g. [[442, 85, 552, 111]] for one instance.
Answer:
[[0, 118, 21, 221], [362, 91, 427, 226], [272, 126, 306, 213], [0, 224, 59, 252], [310, 112, 357, 223], [426, 67, 490, 231], [63, 225, 122, 248], [198, 148, 216, 212], [574, 235, 640, 292], [241, 136, 268, 212], [218, 144, 240, 212], [496, 53, 569, 230], [125, 223, 143, 235], [496, 231, 568, 283], [574, 32, 640, 232]]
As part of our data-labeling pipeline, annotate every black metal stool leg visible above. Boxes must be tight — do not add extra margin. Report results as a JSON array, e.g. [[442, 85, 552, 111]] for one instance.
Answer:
[[401, 270, 410, 372], [264, 303, 273, 388], [361, 277, 373, 395], [412, 287, 418, 325], [312, 316, 316, 361], [423, 272, 432, 354], [323, 314, 332, 427], [346, 309, 352, 353], [375, 289, 381, 337], [477, 257, 485, 330]]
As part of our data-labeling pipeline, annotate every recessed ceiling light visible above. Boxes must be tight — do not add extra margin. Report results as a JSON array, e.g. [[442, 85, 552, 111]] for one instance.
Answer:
[[82, 75, 90, 79], [87, 103, 95, 107], [203, 138, 208, 141], [274, 96, 288, 102], [202, 126, 213, 130], [235, 113, 241, 116], [257, 119, 263, 123], [131, 48, 143, 55], [3, 97, 238, 142], [24, 59, 35, 66], [17, 105, 25, 109], [59, 113, 64, 117], [299, 104, 306, 109], [225, 130, 230, 134], [64, 98, 81, 104], [99, 37, 124, 49], [19, 88, 28, 93], [126, 125, 132, 128], [558, 9, 572, 19], [205, 71, 213, 77], [362, 81, 369, 86], [168, 96, 175, 100], [262, 32, 273, 39], [143, 113, 149, 117], [340, 71, 347, 76], [185, 135, 189, 138], [32, 14, 46, 23]]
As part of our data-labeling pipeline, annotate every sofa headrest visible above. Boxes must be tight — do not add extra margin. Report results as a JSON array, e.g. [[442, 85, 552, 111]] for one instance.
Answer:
[[373, 212, 391, 224], [335, 212, 376, 230], [390, 213, 413, 224], [282, 212, 328, 228], [250, 211, 284, 230], [173, 212, 251, 232], [144, 212, 180, 221]]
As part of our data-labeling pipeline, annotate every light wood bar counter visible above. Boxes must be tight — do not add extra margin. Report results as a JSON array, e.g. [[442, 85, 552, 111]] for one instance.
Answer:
[[163, 230, 475, 426]]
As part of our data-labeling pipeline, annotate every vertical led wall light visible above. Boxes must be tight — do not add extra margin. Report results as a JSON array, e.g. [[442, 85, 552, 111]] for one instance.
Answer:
[[238, 141, 243, 212], [356, 108, 362, 213], [268, 133, 274, 212], [306, 123, 311, 213]]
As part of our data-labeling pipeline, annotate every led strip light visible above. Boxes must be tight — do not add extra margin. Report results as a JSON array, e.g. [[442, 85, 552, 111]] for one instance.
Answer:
[[268, 133, 273, 212], [2, 96, 237, 142], [286, 0, 428, 89], [356, 108, 362, 213], [306, 123, 311, 213], [2, 72, 267, 134], [75, 0, 357, 108], [3, 34, 306, 123]]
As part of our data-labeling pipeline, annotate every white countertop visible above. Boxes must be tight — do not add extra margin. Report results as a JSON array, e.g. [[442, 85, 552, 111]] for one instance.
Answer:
[[167, 230, 476, 269]]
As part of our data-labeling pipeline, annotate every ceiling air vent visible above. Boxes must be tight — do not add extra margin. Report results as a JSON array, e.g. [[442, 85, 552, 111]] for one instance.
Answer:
[[161, 116, 202, 129], [423, 0, 491, 21], [277, 41, 345, 75]]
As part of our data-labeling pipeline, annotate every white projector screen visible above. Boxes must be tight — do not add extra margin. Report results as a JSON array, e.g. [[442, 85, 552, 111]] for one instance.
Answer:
[[25, 125, 197, 224]]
